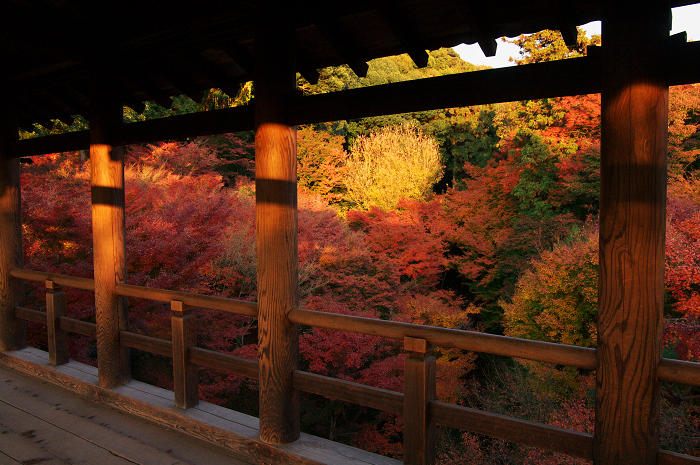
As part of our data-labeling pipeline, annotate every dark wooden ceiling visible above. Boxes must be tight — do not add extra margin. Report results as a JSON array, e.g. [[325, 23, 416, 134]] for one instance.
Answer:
[[1, 0, 696, 129]]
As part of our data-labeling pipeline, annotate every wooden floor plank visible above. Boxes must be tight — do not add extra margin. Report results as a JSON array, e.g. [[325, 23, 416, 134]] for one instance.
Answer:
[[0, 451, 23, 465], [0, 348, 401, 465], [0, 366, 251, 465]]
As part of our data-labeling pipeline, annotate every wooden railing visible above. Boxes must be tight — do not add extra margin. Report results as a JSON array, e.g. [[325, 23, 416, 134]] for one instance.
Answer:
[[8, 267, 700, 464]]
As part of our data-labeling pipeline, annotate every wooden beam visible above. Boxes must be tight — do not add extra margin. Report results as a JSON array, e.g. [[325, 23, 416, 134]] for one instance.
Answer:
[[89, 61, 130, 388], [0, 104, 26, 351], [293, 370, 404, 414], [13, 40, 700, 159], [255, 5, 300, 446], [560, 24, 579, 49], [595, 3, 670, 464], [292, 55, 603, 124], [431, 401, 594, 460], [288, 308, 597, 370]]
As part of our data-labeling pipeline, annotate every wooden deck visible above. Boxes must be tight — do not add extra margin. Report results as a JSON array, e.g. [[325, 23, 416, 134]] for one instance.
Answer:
[[0, 348, 400, 465], [0, 363, 252, 465]]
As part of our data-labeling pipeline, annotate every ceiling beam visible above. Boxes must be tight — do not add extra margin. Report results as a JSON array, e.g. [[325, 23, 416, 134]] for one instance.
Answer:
[[16, 39, 700, 158]]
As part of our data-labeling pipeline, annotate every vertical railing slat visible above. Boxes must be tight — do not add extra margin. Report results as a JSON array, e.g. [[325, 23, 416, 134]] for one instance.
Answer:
[[172, 300, 198, 409], [404, 336, 436, 465], [46, 280, 68, 365]]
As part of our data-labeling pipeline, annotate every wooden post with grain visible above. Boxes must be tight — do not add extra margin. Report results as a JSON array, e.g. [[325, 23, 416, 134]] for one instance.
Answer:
[[254, 4, 300, 445], [89, 61, 130, 387], [172, 300, 198, 409], [0, 106, 25, 352], [595, 3, 670, 464], [403, 336, 436, 465], [46, 280, 69, 365]]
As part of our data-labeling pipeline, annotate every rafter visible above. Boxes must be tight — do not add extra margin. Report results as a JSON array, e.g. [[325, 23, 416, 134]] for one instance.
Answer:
[[451, 0, 497, 57], [377, 4, 430, 68], [312, 18, 370, 77]]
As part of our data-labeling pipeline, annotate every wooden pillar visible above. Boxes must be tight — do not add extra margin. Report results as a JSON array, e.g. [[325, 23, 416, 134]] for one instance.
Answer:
[[172, 300, 198, 409], [255, 4, 300, 445], [46, 280, 68, 365], [403, 337, 436, 465], [90, 63, 130, 387], [0, 109, 25, 351], [595, 3, 670, 464]]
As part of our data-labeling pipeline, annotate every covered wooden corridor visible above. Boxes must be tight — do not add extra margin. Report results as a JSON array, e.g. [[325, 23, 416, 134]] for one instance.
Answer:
[[3, 1, 700, 464]]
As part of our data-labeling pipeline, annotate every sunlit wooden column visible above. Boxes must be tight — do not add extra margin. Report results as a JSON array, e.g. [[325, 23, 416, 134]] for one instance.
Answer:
[[595, 3, 670, 464], [90, 63, 130, 387], [254, 5, 300, 445], [0, 106, 25, 351]]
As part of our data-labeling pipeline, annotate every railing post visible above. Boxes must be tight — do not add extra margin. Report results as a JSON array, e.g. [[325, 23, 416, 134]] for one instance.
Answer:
[[46, 280, 68, 365], [89, 58, 130, 387], [171, 300, 198, 409], [403, 336, 436, 465], [596, 3, 670, 464], [255, 3, 300, 445]]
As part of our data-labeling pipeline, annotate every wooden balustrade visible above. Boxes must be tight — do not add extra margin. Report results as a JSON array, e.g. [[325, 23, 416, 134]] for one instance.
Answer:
[[403, 337, 436, 465], [171, 300, 198, 409], [115, 283, 258, 316], [46, 280, 68, 366], [8, 266, 700, 464], [288, 308, 597, 370]]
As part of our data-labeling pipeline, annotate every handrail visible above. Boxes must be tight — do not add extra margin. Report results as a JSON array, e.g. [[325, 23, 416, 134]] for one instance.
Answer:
[[288, 308, 597, 370], [10, 268, 257, 316], [11, 268, 95, 290], [115, 283, 258, 317]]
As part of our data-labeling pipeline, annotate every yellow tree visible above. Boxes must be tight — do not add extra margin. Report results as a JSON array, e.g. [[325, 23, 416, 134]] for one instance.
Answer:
[[343, 123, 443, 210]]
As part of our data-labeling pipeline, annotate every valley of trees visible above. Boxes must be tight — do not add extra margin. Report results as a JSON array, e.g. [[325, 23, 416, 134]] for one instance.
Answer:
[[19, 30, 700, 463]]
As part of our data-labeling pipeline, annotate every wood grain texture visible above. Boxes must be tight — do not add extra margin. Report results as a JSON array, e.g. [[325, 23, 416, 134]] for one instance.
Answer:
[[658, 359, 700, 387], [255, 7, 300, 446], [595, 4, 670, 464], [58, 316, 96, 338], [0, 156, 25, 351], [90, 71, 130, 388], [11, 268, 95, 290], [658, 450, 700, 465], [46, 281, 68, 366], [172, 301, 198, 409], [14, 306, 47, 325], [189, 347, 259, 380], [288, 308, 596, 369], [0, 348, 401, 465], [11, 41, 700, 159], [120, 331, 172, 358], [431, 401, 594, 460], [115, 283, 257, 316], [293, 371, 403, 414], [403, 341, 436, 465]]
